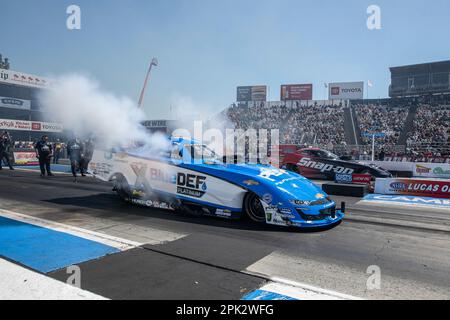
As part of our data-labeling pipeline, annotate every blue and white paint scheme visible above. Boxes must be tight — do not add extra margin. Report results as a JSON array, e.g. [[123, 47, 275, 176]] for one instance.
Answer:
[[89, 137, 344, 228]]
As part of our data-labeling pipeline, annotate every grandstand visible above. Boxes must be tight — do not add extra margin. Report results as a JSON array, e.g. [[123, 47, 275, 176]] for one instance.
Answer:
[[225, 97, 449, 161], [0, 67, 65, 142], [224, 60, 449, 161], [389, 60, 450, 98]]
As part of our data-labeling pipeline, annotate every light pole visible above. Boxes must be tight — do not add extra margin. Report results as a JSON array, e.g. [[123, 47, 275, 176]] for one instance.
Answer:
[[138, 58, 158, 109]]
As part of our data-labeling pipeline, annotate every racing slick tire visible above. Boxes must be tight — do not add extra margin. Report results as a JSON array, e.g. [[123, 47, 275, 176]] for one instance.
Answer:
[[244, 192, 266, 223], [111, 173, 132, 201]]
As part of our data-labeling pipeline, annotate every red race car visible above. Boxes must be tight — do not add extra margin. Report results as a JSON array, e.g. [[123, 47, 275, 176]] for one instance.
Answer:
[[278, 145, 391, 181]]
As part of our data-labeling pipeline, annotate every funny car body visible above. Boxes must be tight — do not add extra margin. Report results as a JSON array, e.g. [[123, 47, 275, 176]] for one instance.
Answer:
[[279, 146, 392, 181], [88, 137, 344, 228]]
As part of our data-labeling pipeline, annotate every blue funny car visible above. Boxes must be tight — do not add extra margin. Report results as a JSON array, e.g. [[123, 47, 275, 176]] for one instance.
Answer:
[[88, 137, 345, 228]]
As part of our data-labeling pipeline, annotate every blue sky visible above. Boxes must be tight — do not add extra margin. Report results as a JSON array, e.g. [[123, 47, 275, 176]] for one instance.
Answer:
[[1, 0, 449, 119]]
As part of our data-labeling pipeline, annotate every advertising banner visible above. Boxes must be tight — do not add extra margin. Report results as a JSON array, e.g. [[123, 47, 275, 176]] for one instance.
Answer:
[[280, 84, 313, 101], [237, 86, 267, 102], [13, 152, 39, 166], [375, 178, 450, 199], [0, 119, 63, 132], [328, 82, 364, 100], [0, 69, 52, 89], [0, 96, 31, 111], [360, 161, 450, 179], [414, 163, 450, 179]]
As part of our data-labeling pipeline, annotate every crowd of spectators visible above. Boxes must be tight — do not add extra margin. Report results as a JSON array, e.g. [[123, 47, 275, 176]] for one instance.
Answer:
[[226, 103, 346, 147], [224, 101, 448, 160], [283, 104, 345, 146], [354, 104, 408, 147], [226, 103, 290, 130], [407, 104, 449, 145]]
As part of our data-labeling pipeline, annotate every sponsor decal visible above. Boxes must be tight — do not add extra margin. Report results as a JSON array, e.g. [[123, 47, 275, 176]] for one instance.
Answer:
[[290, 199, 311, 206], [31, 122, 41, 131], [328, 81, 364, 100], [416, 165, 431, 174], [330, 87, 340, 95], [298, 158, 354, 175], [89, 162, 113, 177], [262, 193, 273, 204], [434, 167, 450, 175], [176, 172, 207, 198], [0, 69, 52, 88], [13, 152, 39, 165], [335, 173, 352, 183], [243, 179, 260, 186], [130, 163, 153, 193], [148, 167, 176, 184], [389, 182, 408, 191], [352, 174, 372, 185], [364, 194, 450, 208], [0, 96, 31, 110], [131, 198, 174, 210], [0, 118, 62, 132], [215, 209, 232, 217], [376, 178, 450, 199]]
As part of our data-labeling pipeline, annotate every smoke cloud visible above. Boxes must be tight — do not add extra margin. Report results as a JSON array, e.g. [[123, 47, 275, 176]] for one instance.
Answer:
[[39, 74, 170, 152]]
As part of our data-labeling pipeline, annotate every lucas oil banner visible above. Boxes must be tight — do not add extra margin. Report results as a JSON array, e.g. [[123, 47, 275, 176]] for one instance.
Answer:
[[375, 178, 450, 199]]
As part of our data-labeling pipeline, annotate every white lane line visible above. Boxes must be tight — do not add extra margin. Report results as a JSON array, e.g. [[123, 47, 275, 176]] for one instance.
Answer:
[[0, 258, 107, 300], [268, 276, 363, 300], [0, 209, 142, 250]]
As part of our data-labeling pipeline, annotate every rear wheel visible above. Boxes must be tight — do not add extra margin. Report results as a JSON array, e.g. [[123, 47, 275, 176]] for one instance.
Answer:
[[112, 174, 131, 201], [244, 193, 266, 223]]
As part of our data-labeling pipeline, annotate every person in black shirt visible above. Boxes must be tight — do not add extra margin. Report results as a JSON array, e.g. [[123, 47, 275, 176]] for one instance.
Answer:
[[35, 135, 53, 176], [0, 132, 14, 170], [80, 137, 94, 172], [67, 137, 85, 181]]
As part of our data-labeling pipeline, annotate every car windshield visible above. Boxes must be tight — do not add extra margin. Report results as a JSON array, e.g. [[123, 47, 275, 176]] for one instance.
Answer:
[[315, 150, 340, 160], [186, 144, 223, 163]]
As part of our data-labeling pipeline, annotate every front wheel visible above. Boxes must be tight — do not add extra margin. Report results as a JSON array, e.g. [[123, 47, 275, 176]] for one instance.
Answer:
[[244, 193, 266, 223]]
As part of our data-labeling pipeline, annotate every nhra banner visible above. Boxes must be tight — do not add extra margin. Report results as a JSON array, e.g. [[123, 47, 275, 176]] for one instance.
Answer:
[[0, 96, 31, 111], [237, 86, 267, 102], [328, 82, 364, 100], [0, 69, 52, 89], [13, 152, 39, 166], [375, 178, 450, 199], [0, 118, 63, 133], [280, 84, 313, 101]]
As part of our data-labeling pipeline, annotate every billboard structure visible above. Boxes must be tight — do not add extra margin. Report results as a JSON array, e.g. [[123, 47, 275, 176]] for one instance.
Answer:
[[0, 118, 63, 133], [236, 86, 267, 102], [280, 84, 313, 101], [0, 69, 52, 89], [0, 96, 31, 111], [328, 82, 364, 100]]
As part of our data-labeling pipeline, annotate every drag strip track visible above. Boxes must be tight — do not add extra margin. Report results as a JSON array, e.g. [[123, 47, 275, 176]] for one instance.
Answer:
[[1, 170, 450, 299]]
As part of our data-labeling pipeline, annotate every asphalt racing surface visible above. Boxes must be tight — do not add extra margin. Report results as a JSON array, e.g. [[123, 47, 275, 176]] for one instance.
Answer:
[[0, 169, 449, 299]]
